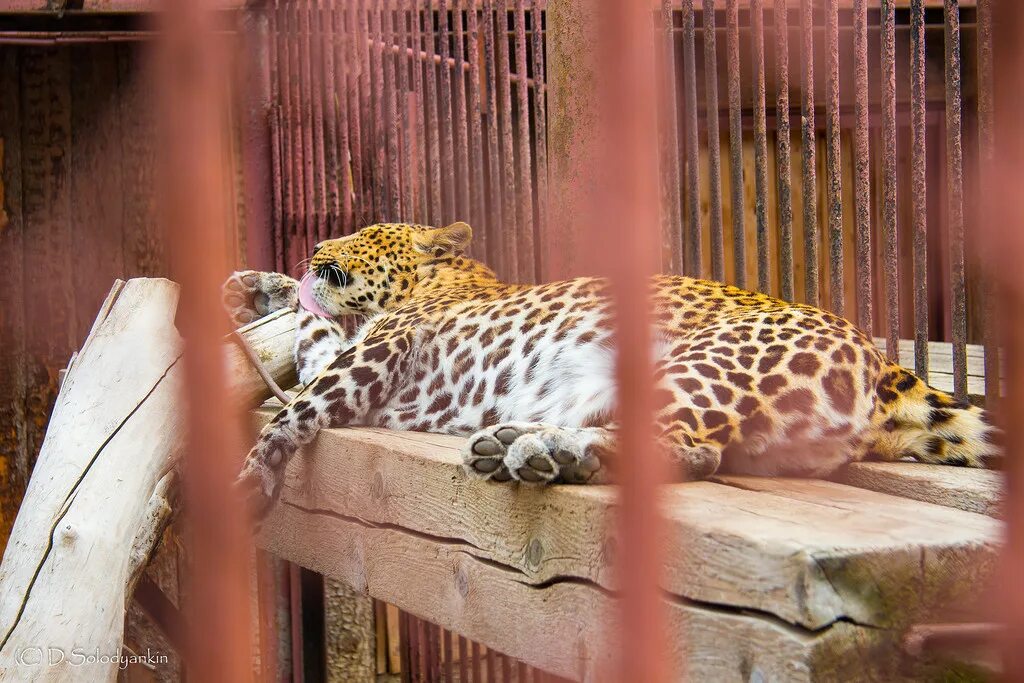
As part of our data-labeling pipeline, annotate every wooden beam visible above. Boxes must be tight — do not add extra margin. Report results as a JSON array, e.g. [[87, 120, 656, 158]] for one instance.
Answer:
[[253, 416, 1001, 680]]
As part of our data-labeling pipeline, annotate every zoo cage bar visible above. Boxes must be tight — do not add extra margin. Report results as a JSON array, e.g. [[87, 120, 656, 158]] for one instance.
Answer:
[[5, 0, 1008, 678]]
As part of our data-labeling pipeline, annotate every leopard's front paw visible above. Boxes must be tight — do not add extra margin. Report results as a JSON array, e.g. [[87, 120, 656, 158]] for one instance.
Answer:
[[222, 270, 299, 327], [235, 438, 290, 522], [462, 423, 606, 485]]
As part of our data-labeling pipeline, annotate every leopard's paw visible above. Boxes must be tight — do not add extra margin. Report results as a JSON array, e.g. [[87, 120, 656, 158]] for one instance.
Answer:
[[235, 436, 290, 522], [222, 270, 299, 327], [462, 423, 607, 485]]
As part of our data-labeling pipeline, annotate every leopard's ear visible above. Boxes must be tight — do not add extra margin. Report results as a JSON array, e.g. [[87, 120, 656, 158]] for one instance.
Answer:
[[413, 221, 473, 257]]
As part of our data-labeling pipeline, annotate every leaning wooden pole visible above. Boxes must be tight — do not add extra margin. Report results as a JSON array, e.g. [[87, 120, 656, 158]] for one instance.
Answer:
[[0, 278, 296, 680]]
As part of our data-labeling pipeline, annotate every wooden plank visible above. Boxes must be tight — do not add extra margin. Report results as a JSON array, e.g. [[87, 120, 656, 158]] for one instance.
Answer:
[[0, 46, 28, 558], [836, 462, 1003, 518], [252, 418, 999, 678], [70, 44, 127, 346]]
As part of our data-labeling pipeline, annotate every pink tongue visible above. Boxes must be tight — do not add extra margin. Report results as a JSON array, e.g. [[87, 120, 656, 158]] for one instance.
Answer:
[[298, 272, 332, 318]]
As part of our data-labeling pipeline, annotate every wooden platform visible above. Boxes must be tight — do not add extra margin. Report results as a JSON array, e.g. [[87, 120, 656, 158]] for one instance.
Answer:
[[252, 408, 1003, 682]]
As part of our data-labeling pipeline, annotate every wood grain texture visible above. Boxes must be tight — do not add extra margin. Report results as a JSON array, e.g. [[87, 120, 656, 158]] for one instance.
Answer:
[[837, 461, 1003, 518], [324, 577, 377, 682], [252, 418, 1000, 680]]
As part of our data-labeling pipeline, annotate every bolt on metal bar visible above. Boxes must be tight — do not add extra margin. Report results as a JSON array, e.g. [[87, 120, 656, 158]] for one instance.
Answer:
[[751, 0, 769, 294], [482, 0, 506, 277], [881, 0, 898, 362], [977, 0, 998, 406], [497, 0, 520, 281], [800, 0, 819, 306], [439, 0, 458, 221], [682, 0, 703, 279], [454, 0, 472, 226], [910, 0, 929, 379], [726, 0, 745, 288], [702, 0, 725, 282], [467, 1, 488, 255], [660, 0, 683, 274], [514, 0, 535, 281], [944, 0, 967, 400], [423, 0, 444, 224], [774, 0, 793, 301], [852, 0, 871, 334], [825, 0, 842, 315], [530, 0, 548, 275]]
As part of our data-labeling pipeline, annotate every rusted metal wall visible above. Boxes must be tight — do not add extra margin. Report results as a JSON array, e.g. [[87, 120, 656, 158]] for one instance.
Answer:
[[0, 42, 245, 555]]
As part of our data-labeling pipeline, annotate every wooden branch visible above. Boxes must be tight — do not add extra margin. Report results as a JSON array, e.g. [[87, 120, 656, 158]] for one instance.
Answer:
[[253, 414, 1002, 681], [0, 279, 298, 680]]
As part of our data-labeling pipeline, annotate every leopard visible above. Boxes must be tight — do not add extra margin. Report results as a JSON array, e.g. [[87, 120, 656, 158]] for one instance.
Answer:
[[222, 221, 997, 518]]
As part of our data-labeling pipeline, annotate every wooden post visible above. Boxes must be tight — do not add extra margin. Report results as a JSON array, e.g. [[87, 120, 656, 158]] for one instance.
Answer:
[[0, 278, 297, 681], [324, 578, 377, 682]]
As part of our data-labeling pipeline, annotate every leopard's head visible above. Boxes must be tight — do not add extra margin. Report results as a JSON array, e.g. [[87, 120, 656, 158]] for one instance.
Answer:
[[306, 221, 473, 315]]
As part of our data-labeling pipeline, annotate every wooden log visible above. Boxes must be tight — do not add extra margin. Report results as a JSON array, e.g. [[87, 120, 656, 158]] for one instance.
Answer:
[[0, 279, 298, 681], [253, 416, 1001, 681]]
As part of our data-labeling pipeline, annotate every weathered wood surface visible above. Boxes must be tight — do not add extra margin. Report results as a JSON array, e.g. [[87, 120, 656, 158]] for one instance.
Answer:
[[226, 307, 300, 405], [253, 413, 1001, 681], [837, 461, 1004, 518]]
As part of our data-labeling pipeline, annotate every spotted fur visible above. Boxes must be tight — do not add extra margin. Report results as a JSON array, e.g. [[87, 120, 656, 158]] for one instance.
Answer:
[[224, 222, 998, 517]]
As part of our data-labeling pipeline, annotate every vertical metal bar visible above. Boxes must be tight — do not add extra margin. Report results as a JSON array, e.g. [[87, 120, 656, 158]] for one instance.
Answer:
[[352, 0, 371, 226], [485, 647, 496, 682], [500, 653, 511, 682], [332, 0, 354, 234], [458, 634, 468, 683], [384, 0, 402, 218], [299, 0, 319, 250], [725, 0, 744, 287], [439, 0, 457, 220], [307, 0, 329, 241], [270, 3, 286, 271], [454, 0, 472, 225], [471, 641, 482, 682], [881, 0, 898, 362], [467, 1, 488, 256], [319, 0, 341, 239], [423, 0, 443, 224], [530, 0, 548, 275], [286, 3, 305, 262], [824, 0, 842, 314], [397, 0, 413, 219], [482, 0, 507, 277], [702, 0, 725, 281], [407, 615, 421, 680], [681, 0, 702, 278], [773, 0, 793, 301], [910, 0, 929, 379], [514, 0, 536, 282], [977, 0, 997, 403], [852, 0, 871, 333], [371, 0, 388, 221], [944, 0, 967, 399], [497, 0, 520, 280], [750, 0, 769, 293], [411, 0, 429, 220], [157, 0, 253, 677], [799, 0, 818, 305], [398, 610, 411, 683], [660, 0, 682, 274], [517, 661, 528, 682], [443, 629, 453, 680]]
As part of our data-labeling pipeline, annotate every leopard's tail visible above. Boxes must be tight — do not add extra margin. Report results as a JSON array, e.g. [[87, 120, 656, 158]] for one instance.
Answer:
[[868, 363, 999, 467]]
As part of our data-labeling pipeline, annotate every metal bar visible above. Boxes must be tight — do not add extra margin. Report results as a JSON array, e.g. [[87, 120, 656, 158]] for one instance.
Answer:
[[308, 0, 329, 241], [530, 0, 547, 276], [910, 0, 929, 378], [357, 0, 375, 223], [514, 0, 535, 281], [407, 615, 421, 680], [682, 0, 702, 278], [750, 0, 769, 293], [800, 0, 818, 306], [351, 0, 371, 226], [367, 36, 537, 86], [774, 0, 793, 301], [467, 0, 488, 253], [660, 0, 682, 274], [482, 0, 507, 278], [371, 0, 389, 221], [825, 0, 842, 314], [397, 0, 415, 220], [944, 0, 967, 399], [501, 652, 511, 682], [240, 1, 274, 271], [423, 0, 444, 223], [454, 0, 472, 226], [398, 610, 411, 683], [323, 1, 344, 236], [725, 0, 744, 288], [439, 0, 457, 220], [411, 0, 430, 220], [458, 634, 468, 683], [485, 646, 496, 682], [471, 641, 482, 682], [299, 0, 319, 250], [702, 0, 725, 282], [280, 3, 299, 263], [385, 0, 403, 218], [270, 3, 285, 271], [497, 0, 519, 280], [518, 661, 528, 682], [977, 0, 997, 404], [443, 629, 453, 680], [852, 0, 871, 333], [881, 0, 898, 362]]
